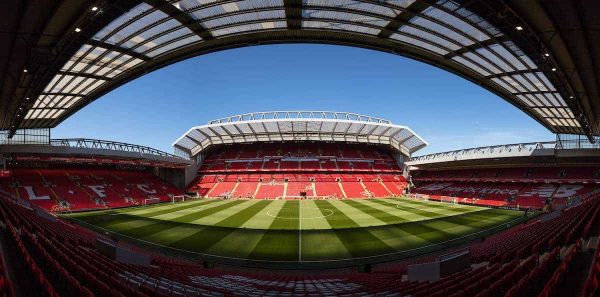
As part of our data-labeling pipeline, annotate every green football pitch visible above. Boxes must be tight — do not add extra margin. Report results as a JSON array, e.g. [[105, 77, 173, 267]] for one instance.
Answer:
[[63, 198, 524, 265]]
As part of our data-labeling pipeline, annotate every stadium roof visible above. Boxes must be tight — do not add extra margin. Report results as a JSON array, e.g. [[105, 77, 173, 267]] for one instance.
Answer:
[[1, 0, 598, 138], [0, 138, 191, 167], [172, 111, 427, 156], [406, 138, 600, 170]]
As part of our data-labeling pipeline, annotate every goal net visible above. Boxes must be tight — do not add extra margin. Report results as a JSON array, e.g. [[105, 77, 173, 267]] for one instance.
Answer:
[[143, 197, 160, 206]]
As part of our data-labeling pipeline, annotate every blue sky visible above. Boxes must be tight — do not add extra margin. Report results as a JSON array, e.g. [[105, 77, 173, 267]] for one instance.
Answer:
[[53, 44, 553, 155]]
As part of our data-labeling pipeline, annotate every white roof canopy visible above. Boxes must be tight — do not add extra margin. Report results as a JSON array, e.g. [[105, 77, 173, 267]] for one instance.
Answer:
[[173, 111, 427, 157]]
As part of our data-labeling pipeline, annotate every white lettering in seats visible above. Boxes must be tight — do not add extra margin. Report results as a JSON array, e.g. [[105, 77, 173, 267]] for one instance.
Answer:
[[24, 186, 50, 200]]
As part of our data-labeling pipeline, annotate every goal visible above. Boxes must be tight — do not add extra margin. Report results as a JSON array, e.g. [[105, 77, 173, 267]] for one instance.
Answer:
[[171, 195, 186, 203], [143, 197, 160, 206]]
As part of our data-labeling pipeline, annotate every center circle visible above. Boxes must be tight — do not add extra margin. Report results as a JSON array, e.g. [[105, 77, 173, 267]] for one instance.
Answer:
[[266, 207, 334, 219]]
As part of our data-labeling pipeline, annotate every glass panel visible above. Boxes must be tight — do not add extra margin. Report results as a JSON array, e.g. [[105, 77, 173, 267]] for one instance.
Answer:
[[174, 0, 219, 11], [303, 0, 400, 17], [391, 33, 449, 55], [189, 0, 283, 19], [146, 35, 202, 57], [464, 52, 501, 74], [303, 9, 389, 27], [121, 19, 182, 52], [400, 25, 461, 51], [411, 16, 474, 46], [302, 20, 380, 35], [452, 56, 490, 76], [94, 3, 153, 40], [488, 43, 527, 70], [105, 10, 169, 45], [491, 77, 517, 93], [203, 10, 285, 28], [475, 47, 512, 72], [422, 7, 489, 42]]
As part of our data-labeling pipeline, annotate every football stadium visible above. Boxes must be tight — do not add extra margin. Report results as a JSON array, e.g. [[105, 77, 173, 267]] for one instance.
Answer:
[[0, 1, 599, 297]]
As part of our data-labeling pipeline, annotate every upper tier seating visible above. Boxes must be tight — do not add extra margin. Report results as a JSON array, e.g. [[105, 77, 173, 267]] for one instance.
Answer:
[[1, 168, 182, 212], [198, 143, 402, 173]]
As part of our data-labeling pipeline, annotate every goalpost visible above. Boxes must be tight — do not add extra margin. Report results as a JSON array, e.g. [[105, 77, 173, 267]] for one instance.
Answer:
[[171, 195, 186, 203], [171, 194, 200, 203], [143, 197, 160, 206]]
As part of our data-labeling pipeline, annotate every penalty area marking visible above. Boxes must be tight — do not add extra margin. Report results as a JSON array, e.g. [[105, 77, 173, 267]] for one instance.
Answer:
[[266, 207, 334, 220]]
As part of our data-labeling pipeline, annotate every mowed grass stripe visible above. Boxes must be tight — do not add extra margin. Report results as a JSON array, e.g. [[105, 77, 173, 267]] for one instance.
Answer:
[[325, 200, 386, 227], [315, 200, 394, 258], [189, 200, 258, 225], [127, 199, 220, 218], [204, 229, 268, 258], [122, 199, 211, 216], [114, 200, 245, 239], [299, 200, 332, 230], [104, 200, 230, 231], [297, 200, 352, 260], [169, 200, 248, 223], [369, 208, 522, 253], [167, 202, 278, 256], [341, 199, 409, 224], [200, 201, 276, 257], [423, 209, 522, 236], [355, 199, 436, 222], [215, 200, 273, 228], [266, 200, 300, 230], [391, 198, 481, 214], [141, 201, 272, 251], [153, 199, 234, 220], [372, 199, 472, 220], [241, 200, 285, 229], [300, 230, 352, 260], [249, 201, 300, 260]]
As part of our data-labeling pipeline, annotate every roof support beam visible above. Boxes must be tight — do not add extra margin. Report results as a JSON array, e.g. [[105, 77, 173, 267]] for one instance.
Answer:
[[185, 135, 203, 146], [174, 143, 192, 154], [144, 0, 214, 40], [205, 126, 224, 142], [56, 71, 107, 81], [378, 1, 431, 39], [86, 39, 151, 61], [40, 92, 84, 97], [195, 128, 213, 142], [485, 69, 538, 79], [444, 36, 509, 59], [284, 0, 302, 29]]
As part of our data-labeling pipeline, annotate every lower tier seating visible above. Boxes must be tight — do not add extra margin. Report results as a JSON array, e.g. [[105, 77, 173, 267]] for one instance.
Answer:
[[0, 188, 598, 297], [0, 168, 182, 212], [412, 181, 596, 209], [190, 174, 407, 199]]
